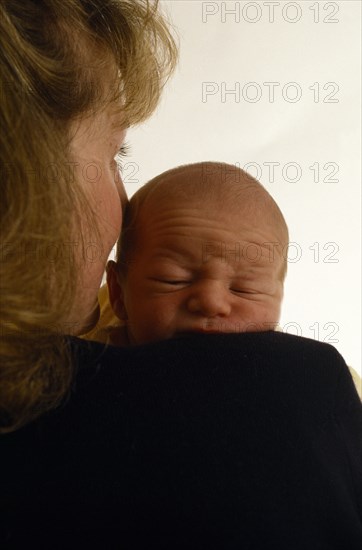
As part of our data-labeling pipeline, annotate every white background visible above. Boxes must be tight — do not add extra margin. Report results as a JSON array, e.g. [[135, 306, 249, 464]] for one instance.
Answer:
[[116, 0, 361, 373]]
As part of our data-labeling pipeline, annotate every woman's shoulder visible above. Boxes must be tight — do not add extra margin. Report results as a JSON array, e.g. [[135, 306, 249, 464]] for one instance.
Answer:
[[68, 331, 358, 400]]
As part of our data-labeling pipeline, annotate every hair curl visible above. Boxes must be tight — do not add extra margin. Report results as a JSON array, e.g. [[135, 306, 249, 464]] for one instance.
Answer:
[[0, 0, 177, 433]]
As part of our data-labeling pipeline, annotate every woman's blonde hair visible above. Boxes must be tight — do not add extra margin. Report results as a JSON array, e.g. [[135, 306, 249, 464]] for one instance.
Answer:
[[0, 0, 177, 433]]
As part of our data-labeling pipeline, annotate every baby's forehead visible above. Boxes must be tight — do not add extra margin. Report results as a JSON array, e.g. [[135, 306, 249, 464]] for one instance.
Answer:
[[138, 196, 283, 254]]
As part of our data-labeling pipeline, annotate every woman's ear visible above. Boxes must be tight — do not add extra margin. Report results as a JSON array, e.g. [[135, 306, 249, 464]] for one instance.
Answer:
[[106, 260, 128, 321]]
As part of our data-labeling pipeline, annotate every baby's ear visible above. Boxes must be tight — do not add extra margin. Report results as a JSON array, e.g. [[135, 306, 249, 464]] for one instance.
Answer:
[[106, 260, 128, 321]]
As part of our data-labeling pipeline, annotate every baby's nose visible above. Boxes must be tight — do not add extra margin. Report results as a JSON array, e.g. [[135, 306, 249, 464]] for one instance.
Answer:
[[186, 281, 231, 317]]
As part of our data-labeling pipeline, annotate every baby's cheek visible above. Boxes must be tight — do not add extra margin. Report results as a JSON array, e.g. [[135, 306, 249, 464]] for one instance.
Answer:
[[255, 301, 281, 329], [138, 304, 176, 344], [236, 300, 279, 331]]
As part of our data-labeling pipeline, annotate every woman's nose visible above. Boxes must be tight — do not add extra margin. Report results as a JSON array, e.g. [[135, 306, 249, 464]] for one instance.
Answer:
[[186, 281, 231, 317]]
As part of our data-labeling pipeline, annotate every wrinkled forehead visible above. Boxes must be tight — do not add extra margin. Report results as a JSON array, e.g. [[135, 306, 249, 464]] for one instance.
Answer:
[[137, 193, 284, 253], [134, 202, 286, 279], [140, 168, 279, 231]]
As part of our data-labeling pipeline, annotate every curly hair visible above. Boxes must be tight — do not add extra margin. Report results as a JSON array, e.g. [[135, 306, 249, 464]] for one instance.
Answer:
[[0, 0, 178, 433]]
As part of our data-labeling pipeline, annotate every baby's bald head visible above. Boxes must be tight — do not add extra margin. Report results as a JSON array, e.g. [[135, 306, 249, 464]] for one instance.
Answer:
[[117, 161, 289, 280]]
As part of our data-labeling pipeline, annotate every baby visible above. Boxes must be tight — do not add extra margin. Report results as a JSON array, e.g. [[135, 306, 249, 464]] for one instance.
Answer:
[[105, 161, 289, 346]]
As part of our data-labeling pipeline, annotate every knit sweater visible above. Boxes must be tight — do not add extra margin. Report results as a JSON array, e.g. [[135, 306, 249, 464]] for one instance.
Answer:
[[1, 331, 361, 549]]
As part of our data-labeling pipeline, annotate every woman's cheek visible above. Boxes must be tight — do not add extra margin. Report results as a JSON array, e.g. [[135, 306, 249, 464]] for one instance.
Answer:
[[71, 167, 123, 334], [88, 163, 123, 256], [85, 171, 122, 285]]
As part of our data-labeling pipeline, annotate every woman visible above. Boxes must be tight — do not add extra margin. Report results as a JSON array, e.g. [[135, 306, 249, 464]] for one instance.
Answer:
[[0, 0, 177, 431], [1, 1, 361, 548]]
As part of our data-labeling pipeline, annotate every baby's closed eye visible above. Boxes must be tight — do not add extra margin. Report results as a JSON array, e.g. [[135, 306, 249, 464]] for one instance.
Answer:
[[150, 277, 190, 285], [147, 264, 192, 289]]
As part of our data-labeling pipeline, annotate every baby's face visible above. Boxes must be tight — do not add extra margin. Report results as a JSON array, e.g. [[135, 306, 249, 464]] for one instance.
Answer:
[[116, 198, 285, 345]]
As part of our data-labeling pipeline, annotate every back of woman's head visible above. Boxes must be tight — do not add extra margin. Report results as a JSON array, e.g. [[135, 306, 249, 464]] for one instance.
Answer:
[[0, 0, 177, 432]]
